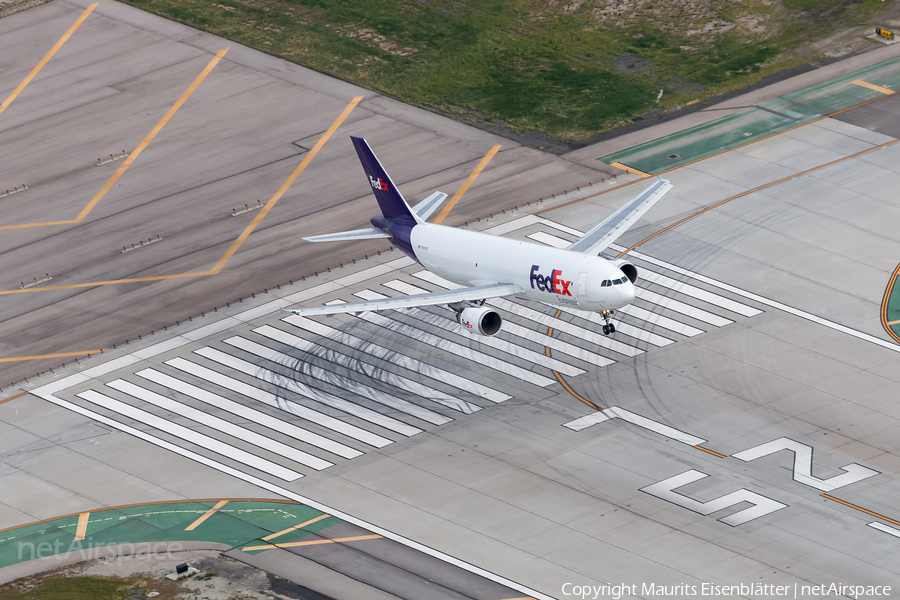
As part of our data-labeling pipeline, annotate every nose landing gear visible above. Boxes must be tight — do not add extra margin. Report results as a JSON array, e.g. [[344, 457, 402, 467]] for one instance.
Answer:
[[601, 310, 616, 336]]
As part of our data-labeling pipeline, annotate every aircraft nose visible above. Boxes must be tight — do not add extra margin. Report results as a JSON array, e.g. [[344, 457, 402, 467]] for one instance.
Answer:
[[622, 281, 636, 304]]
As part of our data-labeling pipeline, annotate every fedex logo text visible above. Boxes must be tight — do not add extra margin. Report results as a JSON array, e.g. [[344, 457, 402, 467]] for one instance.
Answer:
[[530, 265, 573, 296], [369, 175, 388, 191]]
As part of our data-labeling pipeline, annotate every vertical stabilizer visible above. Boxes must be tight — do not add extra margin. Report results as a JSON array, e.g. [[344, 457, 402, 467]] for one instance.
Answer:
[[351, 136, 420, 224]]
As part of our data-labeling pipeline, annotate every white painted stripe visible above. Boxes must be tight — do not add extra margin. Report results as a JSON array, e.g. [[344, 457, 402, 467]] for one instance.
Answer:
[[536, 217, 585, 237], [527, 231, 569, 249], [350, 307, 557, 387], [196, 347, 421, 437], [524, 229, 738, 328], [563, 410, 612, 431], [869, 522, 900, 539], [547, 303, 674, 347], [107, 379, 333, 471], [635, 288, 732, 327], [564, 406, 706, 446], [76, 390, 302, 481], [225, 335, 450, 426], [616, 303, 704, 337], [483, 214, 540, 235], [137, 367, 362, 459], [254, 325, 480, 415], [283, 315, 509, 403], [165, 357, 390, 448], [412, 271, 643, 358], [32, 388, 555, 600], [612, 244, 900, 354], [639, 271, 761, 317], [383, 280, 610, 368], [366, 285, 586, 375]]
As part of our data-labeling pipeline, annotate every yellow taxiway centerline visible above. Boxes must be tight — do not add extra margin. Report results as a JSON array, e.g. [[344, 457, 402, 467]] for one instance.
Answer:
[[185, 500, 229, 531], [0, 392, 28, 405], [852, 79, 895, 95], [74, 512, 90, 541], [432, 145, 502, 225], [609, 161, 650, 178], [262, 514, 331, 542], [0, 350, 103, 362], [243, 534, 381, 552], [210, 96, 363, 274], [0, 4, 97, 117], [0, 49, 230, 232]]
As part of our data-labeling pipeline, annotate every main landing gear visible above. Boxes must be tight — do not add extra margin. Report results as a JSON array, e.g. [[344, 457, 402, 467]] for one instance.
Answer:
[[601, 310, 616, 336]]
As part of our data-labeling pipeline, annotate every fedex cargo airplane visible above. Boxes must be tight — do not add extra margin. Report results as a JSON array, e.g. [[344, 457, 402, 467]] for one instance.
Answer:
[[284, 137, 672, 336]]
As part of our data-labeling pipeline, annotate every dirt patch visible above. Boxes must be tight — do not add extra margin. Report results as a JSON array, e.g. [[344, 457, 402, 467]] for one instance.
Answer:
[[0, 551, 329, 600], [0, 0, 52, 19]]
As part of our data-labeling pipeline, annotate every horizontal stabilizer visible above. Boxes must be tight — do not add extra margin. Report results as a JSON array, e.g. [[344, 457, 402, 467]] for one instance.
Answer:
[[568, 176, 672, 256], [303, 227, 391, 243], [282, 283, 522, 316], [412, 191, 448, 222]]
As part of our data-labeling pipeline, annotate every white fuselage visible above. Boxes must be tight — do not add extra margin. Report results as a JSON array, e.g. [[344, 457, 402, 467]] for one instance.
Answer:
[[409, 223, 635, 312]]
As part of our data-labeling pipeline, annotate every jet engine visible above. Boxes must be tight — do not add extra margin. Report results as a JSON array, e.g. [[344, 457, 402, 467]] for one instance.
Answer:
[[455, 305, 502, 336], [611, 258, 638, 284]]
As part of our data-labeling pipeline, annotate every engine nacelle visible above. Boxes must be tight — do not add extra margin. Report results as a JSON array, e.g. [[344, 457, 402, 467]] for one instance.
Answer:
[[611, 258, 638, 284], [456, 305, 502, 336]]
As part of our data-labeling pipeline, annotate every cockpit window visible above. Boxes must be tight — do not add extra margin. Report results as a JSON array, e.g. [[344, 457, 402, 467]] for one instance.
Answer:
[[601, 280, 609, 287], [621, 276, 629, 283], [613, 278, 622, 285]]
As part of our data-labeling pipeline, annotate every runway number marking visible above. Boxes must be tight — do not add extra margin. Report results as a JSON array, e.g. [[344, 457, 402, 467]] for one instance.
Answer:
[[567, 408, 880, 525], [641, 470, 787, 526], [733, 437, 879, 492]]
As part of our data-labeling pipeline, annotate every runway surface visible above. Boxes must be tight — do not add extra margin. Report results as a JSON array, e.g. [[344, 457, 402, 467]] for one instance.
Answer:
[[2, 1, 900, 599]]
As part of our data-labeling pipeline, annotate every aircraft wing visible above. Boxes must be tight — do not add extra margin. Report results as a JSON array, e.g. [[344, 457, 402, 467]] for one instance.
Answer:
[[303, 227, 391, 243], [412, 191, 448, 221], [567, 177, 672, 256], [281, 283, 522, 316]]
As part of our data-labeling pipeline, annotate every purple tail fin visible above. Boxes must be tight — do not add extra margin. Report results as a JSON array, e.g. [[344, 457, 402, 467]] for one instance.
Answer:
[[351, 136, 418, 223]]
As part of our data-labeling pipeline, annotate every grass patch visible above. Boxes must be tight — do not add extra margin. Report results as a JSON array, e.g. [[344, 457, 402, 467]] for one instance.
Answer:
[[0, 577, 142, 600], [117, 0, 897, 140]]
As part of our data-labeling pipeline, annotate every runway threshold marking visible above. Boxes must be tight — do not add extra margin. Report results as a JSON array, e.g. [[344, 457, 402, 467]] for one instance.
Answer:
[[0, 49, 229, 232], [262, 514, 331, 541], [432, 145, 502, 225], [74, 512, 90, 541], [821, 493, 900, 528], [0, 350, 103, 363], [0, 3, 97, 117], [184, 500, 229, 531], [242, 534, 382, 552], [210, 95, 363, 273], [852, 79, 895, 95], [0, 96, 362, 299]]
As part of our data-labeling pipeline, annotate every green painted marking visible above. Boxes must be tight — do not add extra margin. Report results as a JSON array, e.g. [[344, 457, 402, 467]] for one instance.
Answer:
[[0, 501, 342, 568], [602, 54, 900, 174]]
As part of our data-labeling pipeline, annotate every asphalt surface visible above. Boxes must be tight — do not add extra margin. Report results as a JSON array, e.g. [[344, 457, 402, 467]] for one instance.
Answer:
[[3, 2, 900, 600], [0, 0, 613, 386]]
